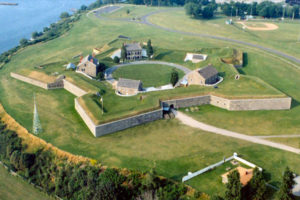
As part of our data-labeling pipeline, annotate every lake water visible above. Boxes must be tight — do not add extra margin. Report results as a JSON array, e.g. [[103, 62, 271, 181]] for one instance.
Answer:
[[0, 0, 95, 53]]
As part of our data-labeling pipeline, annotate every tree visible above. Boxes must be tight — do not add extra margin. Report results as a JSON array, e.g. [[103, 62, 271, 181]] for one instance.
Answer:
[[80, 5, 87, 11], [249, 168, 267, 200], [96, 63, 107, 80], [146, 39, 154, 59], [225, 170, 242, 200], [113, 56, 120, 63], [121, 44, 127, 62], [60, 12, 70, 19], [19, 38, 28, 47], [202, 6, 214, 19], [32, 31, 39, 39], [277, 167, 295, 200], [170, 69, 179, 86]]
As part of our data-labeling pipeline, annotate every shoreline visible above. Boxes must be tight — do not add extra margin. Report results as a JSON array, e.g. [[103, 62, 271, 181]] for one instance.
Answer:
[[0, 2, 18, 6]]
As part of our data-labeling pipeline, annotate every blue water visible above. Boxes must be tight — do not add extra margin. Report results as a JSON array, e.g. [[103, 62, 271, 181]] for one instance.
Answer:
[[0, 0, 95, 53]]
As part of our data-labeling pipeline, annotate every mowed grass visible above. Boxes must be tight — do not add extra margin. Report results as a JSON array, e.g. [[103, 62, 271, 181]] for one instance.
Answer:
[[267, 137, 300, 149], [0, 165, 53, 200], [112, 64, 184, 87], [0, 5, 300, 196], [148, 9, 300, 58]]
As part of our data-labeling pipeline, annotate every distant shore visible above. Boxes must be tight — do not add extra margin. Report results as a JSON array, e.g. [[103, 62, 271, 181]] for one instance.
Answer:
[[0, 2, 18, 6]]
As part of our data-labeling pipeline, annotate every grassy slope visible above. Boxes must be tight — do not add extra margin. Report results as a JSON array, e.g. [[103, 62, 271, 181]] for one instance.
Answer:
[[0, 165, 53, 200], [149, 9, 300, 58], [112, 64, 185, 87], [0, 6, 299, 196]]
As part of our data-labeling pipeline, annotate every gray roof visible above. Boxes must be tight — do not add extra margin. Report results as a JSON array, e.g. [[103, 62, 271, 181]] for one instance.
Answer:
[[117, 78, 142, 89], [125, 43, 142, 51], [192, 54, 204, 60], [198, 66, 218, 79], [80, 55, 98, 66]]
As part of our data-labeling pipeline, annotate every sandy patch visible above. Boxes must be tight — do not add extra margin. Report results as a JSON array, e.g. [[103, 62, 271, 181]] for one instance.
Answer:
[[28, 71, 57, 83], [237, 21, 278, 31]]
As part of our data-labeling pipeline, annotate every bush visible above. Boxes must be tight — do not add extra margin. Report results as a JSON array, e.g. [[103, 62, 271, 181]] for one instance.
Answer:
[[113, 56, 120, 63], [60, 12, 70, 19]]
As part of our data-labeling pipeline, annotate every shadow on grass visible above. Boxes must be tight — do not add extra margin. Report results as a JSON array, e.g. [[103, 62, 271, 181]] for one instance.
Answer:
[[154, 50, 173, 60], [291, 99, 300, 109], [92, 96, 107, 113]]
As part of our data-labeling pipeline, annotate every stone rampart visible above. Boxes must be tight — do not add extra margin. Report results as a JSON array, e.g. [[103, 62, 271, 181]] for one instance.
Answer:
[[229, 97, 292, 110], [47, 80, 64, 89], [162, 95, 210, 108], [161, 95, 291, 111], [74, 98, 96, 135], [63, 80, 87, 97], [11, 72, 48, 89], [210, 95, 231, 110], [94, 109, 163, 137]]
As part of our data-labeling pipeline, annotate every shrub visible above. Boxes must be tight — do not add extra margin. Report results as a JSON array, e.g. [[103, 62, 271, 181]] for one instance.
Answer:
[[113, 56, 120, 63]]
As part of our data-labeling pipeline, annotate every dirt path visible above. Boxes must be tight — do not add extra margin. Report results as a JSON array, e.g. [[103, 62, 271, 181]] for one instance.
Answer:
[[93, 7, 300, 65], [237, 21, 278, 31], [176, 111, 300, 154], [105, 60, 191, 85], [255, 134, 300, 139]]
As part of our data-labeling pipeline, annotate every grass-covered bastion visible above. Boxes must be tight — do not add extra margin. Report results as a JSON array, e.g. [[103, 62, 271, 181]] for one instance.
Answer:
[[10, 41, 291, 137]]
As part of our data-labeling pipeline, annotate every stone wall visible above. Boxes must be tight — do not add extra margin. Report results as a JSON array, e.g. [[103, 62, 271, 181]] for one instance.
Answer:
[[63, 80, 87, 97], [48, 80, 64, 89], [11, 72, 48, 89], [74, 98, 96, 135], [161, 95, 291, 111], [210, 95, 231, 110], [162, 95, 210, 109], [94, 109, 163, 137], [229, 97, 292, 110]]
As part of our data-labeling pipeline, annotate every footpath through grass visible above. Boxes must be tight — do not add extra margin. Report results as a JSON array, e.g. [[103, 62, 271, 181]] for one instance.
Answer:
[[148, 9, 300, 58], [0, 5, 299, 196]]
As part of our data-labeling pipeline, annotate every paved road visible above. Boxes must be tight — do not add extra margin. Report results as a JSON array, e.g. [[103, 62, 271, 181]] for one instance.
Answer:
[[176, 111, 300, 154], [140, 9, 300, 65], [255, 134, 300, 139], [105, 60, 191, 84], [93, 6, 300, 65]]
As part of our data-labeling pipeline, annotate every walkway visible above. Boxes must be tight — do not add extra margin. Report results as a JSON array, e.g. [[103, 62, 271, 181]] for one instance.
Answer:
[[255, 134, 300, 139], [105, 60, 191, 85], [93, 6, 300, 65], [176, 111, 300, 154]]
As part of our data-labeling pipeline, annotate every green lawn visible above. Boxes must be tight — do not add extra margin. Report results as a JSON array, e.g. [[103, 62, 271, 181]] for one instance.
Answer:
[[0, 165, 52, 200], [112, 64, 184, 87], [267, 137, 300, 149], [148, 9, 300, 59], [0, 5, 300, 197]]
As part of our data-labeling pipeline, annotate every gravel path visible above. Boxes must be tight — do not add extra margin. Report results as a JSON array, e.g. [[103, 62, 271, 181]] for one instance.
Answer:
[[176, 111, 300, 154], [105, 60, 191, 85], [255, 135, 300, 139], [93, 6, 300, 65]]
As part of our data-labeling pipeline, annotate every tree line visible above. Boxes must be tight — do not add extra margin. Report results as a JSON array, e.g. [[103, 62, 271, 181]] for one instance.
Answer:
[[221, 1, 300, 19], [212, 167, 297, 200], [0, 0, 104, 68], [0, 119, 196, 200]]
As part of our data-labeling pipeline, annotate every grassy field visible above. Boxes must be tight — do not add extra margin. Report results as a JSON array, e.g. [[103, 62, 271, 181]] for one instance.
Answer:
[[148, 8, 300, 58], [267, 137, 300, 149], [0, 165, 52, 200], [0, 5, 300, 196], [112, 64, 184, 87]]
